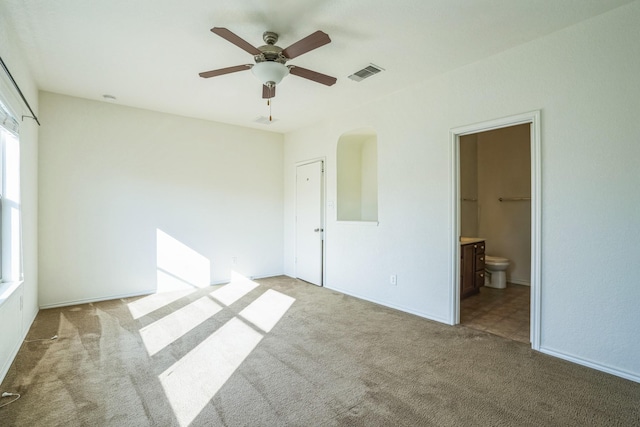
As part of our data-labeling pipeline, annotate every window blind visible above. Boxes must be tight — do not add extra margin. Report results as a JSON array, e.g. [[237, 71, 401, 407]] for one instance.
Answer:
[[0, 99, 19, 136]]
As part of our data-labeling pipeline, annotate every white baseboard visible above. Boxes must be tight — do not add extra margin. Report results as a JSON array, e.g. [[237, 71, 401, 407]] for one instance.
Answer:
[[39, 289, 156, 309], [540, 346, 640, 383], [38, 272, 287, 309], [250, 272, 285, 281], [324, 284, 450, 325]]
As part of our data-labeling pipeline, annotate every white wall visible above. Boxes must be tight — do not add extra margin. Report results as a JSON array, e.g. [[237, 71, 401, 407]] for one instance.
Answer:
[[0, 8, 40, 383], [337, 131, 378, 221], [284, 2, 640, 380], [38, 93, 283, 307], [360, 135, 378, 221], [336, 136, 363, 220]]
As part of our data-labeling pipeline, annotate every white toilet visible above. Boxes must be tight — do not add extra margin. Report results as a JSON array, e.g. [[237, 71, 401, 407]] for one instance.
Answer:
[[484, 256, 510, 289]]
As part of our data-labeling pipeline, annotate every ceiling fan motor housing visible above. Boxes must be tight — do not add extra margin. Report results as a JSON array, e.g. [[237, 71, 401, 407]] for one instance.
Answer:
[[254, 32, 288, 64], [262, 31, 278, 45]]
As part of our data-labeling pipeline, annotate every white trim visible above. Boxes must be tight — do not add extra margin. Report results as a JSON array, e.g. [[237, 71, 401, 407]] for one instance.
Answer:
[[0, 284, 36, 385], [0, 280, 22, 307], [40, 273, 288, 309], [449, 110, 542, 351], [530, 113, 542, 350], [248, 272, 285, 281], [296, 157, 326, 168], [507, 279, 530, 286], [449, 126, 460, 323], [39, 289, 157, 309], [294, 157, 327, 286], [540, 347, 640, 383], [0, 309, 31, 384]]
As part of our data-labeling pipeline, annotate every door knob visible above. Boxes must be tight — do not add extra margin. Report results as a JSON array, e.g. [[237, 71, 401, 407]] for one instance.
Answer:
[[314, 228, 323, 232]]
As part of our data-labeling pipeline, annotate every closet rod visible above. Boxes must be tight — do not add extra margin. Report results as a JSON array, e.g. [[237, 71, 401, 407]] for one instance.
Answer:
[[0, 55, 40, 126], [499, 197, 531, 202]]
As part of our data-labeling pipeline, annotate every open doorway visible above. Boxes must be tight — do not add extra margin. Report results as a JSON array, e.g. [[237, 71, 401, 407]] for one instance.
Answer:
[[450, 111, 541, 349], [459, 124, 531, 343]]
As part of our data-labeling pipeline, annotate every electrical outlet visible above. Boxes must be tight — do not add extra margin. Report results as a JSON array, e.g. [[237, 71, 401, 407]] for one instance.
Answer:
[[390, 275, 397, 286], [232, 257, 238, 265]]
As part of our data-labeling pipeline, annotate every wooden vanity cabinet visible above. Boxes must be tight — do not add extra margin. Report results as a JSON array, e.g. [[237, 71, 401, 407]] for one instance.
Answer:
[[460, 240, 485, 299]]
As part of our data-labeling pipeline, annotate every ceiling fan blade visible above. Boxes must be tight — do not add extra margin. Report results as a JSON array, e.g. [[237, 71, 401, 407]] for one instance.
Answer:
[[262, 85, 276, 99], [211, 27, 261, 56], [289, 66, 337, 86], [199, 64, 252, 78], [281, 30, 331, 59]]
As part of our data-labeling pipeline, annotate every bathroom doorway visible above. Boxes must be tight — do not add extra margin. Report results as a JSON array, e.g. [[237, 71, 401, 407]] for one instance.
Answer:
[[450, 111, 541, 349]]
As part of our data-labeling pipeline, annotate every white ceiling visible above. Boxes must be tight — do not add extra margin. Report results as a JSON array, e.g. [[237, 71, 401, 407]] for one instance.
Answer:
[[1, 0, 634, 133]]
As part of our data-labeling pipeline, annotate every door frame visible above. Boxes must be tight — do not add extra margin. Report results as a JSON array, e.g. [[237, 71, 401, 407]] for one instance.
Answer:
[[449, 110, 541, 350], [295, 157, 326, 286]]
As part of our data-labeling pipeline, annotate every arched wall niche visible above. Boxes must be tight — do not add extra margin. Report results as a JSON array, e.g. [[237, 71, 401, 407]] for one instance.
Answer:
[[336, 128, 378, 222]]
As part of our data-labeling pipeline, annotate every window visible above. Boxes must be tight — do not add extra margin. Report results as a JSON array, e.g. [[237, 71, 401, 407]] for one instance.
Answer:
[[0, 99, 21, 283], [337, 129, 378, 222]]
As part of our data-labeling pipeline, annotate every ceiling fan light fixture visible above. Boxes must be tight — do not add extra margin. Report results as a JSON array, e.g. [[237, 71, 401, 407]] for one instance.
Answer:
[[251, 61, 289, 86]]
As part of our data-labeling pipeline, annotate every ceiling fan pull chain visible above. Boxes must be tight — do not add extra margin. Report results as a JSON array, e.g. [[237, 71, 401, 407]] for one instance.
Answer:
[[269, 98, 273, 121]]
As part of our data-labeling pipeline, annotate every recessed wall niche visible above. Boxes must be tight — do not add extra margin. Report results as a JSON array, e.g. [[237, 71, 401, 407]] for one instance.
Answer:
[[337, 129, 378, 221]]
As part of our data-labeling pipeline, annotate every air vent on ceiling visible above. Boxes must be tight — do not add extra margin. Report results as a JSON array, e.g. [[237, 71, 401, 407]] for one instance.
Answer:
[[348, 64, 384, 82], [254, 116, 277, 125]]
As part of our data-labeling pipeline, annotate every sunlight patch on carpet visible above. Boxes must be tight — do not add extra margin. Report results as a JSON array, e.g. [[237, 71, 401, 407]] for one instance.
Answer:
[[127, 289, 196, 320], [159, 317, 263, 426], [239, 289, 295, 333], [209, 271, 259, 306], [140, 296, 222, 356], [159, 288, 295, 426]]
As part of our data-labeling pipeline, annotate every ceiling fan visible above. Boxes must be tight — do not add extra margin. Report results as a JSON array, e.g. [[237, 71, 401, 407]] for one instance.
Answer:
[[199, 27, 337, 100]]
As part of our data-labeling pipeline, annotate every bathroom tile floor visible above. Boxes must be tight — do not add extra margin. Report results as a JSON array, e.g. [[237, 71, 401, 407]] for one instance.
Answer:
[[460, 283, 530, 343]]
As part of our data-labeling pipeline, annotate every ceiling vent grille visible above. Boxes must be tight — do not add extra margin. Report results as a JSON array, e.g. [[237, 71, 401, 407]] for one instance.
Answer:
[[348, 64, 384, 82]]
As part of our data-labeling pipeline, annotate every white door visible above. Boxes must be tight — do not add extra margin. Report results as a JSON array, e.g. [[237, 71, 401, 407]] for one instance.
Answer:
[[296, 161, 324, 286]]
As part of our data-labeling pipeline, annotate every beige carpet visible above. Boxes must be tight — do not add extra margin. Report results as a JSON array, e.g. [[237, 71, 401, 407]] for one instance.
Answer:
[[1, 276, 638, 426]]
